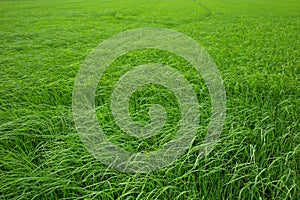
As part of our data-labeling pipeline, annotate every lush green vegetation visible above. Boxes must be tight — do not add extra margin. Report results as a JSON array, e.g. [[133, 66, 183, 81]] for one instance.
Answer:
[[0, 0, 299, 199]]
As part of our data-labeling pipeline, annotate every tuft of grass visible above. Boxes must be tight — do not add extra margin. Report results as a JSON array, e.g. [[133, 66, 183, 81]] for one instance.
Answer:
[[0, 0, 299, 199]]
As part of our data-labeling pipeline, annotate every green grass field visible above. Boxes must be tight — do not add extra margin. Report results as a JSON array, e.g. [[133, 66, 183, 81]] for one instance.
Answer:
[[0, 0, 299, 199]]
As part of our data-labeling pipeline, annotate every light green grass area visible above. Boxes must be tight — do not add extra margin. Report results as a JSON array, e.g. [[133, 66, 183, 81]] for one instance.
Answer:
[[0, 0, 299, 199]]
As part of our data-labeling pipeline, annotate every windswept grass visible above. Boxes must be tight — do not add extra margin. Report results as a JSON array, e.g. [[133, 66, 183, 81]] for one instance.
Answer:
[[0, 0, 299, 199]]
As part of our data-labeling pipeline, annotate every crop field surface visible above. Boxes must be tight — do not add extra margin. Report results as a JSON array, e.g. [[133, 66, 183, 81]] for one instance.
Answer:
[[0, 0, 299, 199]]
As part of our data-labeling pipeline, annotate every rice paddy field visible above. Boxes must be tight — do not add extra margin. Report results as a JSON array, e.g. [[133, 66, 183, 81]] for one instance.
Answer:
[[0, 0, 299, 199]]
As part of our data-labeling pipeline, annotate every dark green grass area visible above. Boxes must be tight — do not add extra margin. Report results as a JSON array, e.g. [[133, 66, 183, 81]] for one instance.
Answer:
[[0, 0, 299, 199]]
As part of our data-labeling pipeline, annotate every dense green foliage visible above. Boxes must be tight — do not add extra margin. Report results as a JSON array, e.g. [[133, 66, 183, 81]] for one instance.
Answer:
[[0, 0, 299, 199]]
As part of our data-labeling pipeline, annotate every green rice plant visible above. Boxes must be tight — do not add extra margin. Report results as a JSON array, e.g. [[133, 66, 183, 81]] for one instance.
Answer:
[[0, 0, 299, 199]]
